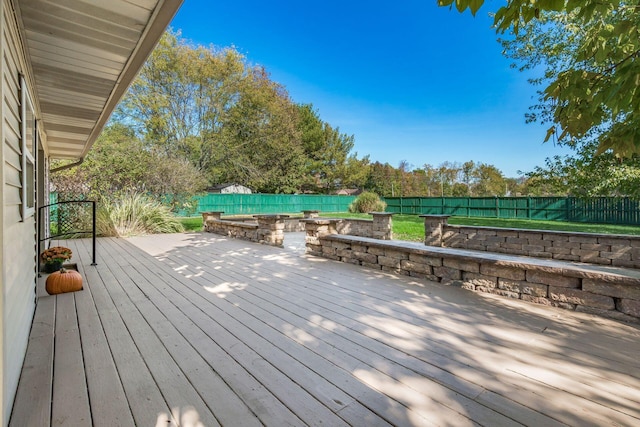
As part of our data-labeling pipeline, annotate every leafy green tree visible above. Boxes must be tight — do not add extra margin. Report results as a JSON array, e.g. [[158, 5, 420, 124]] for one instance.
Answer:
[[365, 162, 395, 197], [117, 30, 307, 193], [117, 30, 246, 173], [473, 163, 506, 196], [297, 104, 369, 193], [220, 69, 306, 193], [526, 139, 640, 197], [440, 0, 640, 156]]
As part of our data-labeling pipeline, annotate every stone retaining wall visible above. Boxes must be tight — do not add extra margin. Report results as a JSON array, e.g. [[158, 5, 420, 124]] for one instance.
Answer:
[[308, 232, 640, 323], [202, 211, 289, 247], [422, 215, 640, 269], [335, 213, 394, 240]]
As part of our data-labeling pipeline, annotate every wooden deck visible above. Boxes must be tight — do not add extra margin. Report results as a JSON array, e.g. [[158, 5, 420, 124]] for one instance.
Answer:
[[9, 232, 640, 426]]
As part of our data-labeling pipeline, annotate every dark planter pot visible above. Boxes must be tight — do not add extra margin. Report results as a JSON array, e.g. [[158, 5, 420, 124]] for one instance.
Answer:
[[43, 261, 63, 273]]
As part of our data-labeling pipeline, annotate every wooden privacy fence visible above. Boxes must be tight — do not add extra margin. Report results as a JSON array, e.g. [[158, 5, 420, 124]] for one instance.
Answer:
[[384, 197, 640, 226], [183, 193, 357, 216]]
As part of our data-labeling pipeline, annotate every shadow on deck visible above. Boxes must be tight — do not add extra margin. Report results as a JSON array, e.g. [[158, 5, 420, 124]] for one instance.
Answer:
[[10, 232, 640, 426]]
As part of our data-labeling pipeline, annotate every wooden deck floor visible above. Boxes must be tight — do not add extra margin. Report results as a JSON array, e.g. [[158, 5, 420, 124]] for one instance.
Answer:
[[10, 232, 640, 426]]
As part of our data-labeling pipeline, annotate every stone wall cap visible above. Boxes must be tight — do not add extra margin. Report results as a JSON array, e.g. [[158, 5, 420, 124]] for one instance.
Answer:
[[253, 214, 290, 219], [300, 218, 343, 224], [302, 210, 320, 213]]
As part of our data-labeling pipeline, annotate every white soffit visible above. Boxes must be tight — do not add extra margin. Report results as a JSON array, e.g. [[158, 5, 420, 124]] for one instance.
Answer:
[[18, 0, 183, 159]]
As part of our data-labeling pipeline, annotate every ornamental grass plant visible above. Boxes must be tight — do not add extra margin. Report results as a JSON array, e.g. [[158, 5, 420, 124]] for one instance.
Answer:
[[97, 192, 184, 237], [348, 191, 386, 213]]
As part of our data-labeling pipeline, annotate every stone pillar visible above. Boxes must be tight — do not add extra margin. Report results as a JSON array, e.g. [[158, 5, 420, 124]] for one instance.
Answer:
[[254, 215, 289, 247], [369, 212, 394, 240], [420, 215, 450, 247], [302, 210, 320, 219], [302, 218, 341, 254], [201, 211, 224, 231]]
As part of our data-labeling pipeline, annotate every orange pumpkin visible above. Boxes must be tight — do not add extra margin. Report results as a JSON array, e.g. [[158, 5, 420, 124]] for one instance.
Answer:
[[45, 268, 83, 295]]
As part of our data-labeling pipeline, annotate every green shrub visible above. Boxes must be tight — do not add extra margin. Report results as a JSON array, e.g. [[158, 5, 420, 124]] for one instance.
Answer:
[[97, 192, 184, 237], [348, 191, 386, 213]]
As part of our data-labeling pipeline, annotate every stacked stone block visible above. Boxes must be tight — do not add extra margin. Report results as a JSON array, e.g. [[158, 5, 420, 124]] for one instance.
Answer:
[[255, 215, 288, 247]]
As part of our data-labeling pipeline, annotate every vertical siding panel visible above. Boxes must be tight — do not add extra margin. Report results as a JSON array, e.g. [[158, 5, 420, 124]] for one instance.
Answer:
[[2, 2, 37, 424]]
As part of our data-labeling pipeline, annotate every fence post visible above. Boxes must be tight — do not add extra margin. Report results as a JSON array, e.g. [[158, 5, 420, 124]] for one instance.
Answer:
[[92, 201, 97, 265]]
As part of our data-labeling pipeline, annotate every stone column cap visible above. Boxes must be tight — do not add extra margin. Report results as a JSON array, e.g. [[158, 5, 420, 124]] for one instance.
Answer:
[[302, 210, 320, 213], [201, 211, 224, 214], [419, 214, 451, 219], [368, 212, 394, 216]]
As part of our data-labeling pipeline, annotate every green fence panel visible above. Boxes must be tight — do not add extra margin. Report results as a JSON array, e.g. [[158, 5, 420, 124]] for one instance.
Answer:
[[178, 193, 357, 216], [382, 196, 640, 226]]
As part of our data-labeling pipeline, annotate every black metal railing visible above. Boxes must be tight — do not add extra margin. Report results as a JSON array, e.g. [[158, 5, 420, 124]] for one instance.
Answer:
[[38, 200, 96, 267]]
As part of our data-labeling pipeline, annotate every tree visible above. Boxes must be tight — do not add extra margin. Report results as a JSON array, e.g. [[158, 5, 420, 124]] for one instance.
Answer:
[[117, 30, 247, 173], [525, 139, 640, 197], [439, 0, 640, 156], [219, 68, 306, 193], [116, 30, 307, 193], [297, 104, 369, 193], [366, 162, 396, 197], [473, 163, 506, 196]]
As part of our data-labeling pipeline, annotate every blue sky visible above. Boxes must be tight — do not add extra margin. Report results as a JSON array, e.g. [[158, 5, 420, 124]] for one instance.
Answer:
[[170, 0, 572, 177]]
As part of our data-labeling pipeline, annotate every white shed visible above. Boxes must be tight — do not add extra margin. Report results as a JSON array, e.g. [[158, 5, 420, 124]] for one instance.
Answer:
[[208, 183, 253, 194]]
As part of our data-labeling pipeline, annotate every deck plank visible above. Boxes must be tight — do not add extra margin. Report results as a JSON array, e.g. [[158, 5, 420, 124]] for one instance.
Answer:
[[148, 235, 570, 427], [51, 292, 92, 426], [67, 240, 136, 427], [8, 295, 55, 427], [95, 241, 293, 427], [73, 240, 176, 426]]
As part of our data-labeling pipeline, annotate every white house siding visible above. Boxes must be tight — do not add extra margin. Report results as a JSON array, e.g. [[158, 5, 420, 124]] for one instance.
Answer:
[[1, 1, 37, 424]]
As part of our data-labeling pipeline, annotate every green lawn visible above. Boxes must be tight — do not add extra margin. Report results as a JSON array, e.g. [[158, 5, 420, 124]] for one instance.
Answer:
[[178, 216, 204, 231], [180, 213, 640, 241], [321, 213, 640, 242]]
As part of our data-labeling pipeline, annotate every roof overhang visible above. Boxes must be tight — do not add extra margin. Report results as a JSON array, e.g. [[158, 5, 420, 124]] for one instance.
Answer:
[[16, 0, 183, 160]]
